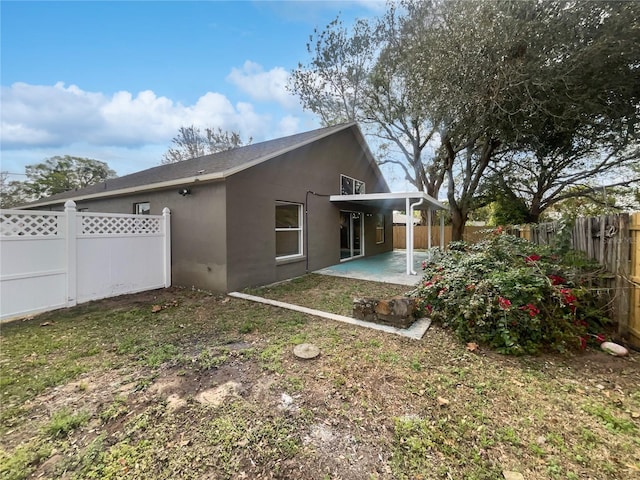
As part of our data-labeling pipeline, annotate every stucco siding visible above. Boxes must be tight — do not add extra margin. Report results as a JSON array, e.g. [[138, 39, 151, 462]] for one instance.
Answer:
[[225, 129, 392, 291], [42, 182, 229, 292]]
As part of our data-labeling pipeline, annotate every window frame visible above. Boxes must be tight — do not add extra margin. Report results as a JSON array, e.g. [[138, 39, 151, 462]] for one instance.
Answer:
[[133, 202, 150, 215], [275, 201, 304, 260], [375, 213, 385, 244], [340, 174, 365, 195]]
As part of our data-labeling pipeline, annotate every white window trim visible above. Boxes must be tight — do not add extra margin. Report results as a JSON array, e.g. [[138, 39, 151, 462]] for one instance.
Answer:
[[340, 174, 365, 195], [275, 201, 304, 260]]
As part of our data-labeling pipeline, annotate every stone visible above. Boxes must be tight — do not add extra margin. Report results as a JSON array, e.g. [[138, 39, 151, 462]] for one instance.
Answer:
[[196, 381, 240, 406], [502, 472, 524, 480], [293, 343, 320, 359], [353, 296, 416, 329], [601, 341, 629, 357]]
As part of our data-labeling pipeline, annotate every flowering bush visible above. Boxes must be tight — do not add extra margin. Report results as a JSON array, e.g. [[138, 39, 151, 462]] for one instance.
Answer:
[[412, 232, 609, 354]]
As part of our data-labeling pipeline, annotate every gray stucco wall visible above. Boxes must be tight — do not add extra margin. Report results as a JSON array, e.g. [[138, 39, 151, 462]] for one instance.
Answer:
[[225, 128, 392, 291], [49, 181, 229, 292]]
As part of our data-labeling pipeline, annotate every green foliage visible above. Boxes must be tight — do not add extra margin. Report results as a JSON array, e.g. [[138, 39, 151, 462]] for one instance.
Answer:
[[2, 156, 117, 207], [412, 232, 609, 354], [44, 408, 90, 437], [0, 442, 51, 480], [25, 156, 116, 199]]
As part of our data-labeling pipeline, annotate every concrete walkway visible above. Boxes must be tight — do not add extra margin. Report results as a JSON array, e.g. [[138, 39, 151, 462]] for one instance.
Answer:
[[314, 250, 430, 286], [228, 291, 431, 340]]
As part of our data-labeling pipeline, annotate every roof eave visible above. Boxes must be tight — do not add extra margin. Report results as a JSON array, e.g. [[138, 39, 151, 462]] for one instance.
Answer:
[[16, 172, 225, 209]]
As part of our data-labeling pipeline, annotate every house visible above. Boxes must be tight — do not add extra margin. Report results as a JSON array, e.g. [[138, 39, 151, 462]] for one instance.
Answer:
[[24, 123, 444, 292]]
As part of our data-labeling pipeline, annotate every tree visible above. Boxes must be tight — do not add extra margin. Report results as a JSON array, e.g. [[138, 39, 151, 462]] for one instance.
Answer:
[[289, 17, 378, 126], [0, 172, 30, 209], [288, 12, 446, 203], [161, 126, 251, 164], [24, 156, 117, 199], [398, 0, 640, 239], [1, 157, 117, 206]]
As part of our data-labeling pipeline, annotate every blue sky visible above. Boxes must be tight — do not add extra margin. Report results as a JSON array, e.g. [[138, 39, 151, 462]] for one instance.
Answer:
[[1, 1, 409, 187]]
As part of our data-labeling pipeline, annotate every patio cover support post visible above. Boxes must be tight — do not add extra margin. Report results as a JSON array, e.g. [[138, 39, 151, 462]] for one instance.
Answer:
[[440, 212, 445, 249], [428, 209, 432, 250], [405, 197, 411, 275]]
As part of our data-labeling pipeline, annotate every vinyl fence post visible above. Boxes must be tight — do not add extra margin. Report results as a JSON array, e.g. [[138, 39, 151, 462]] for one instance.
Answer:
[[162, 207, 171, 288], [64, 200, 77, 307]]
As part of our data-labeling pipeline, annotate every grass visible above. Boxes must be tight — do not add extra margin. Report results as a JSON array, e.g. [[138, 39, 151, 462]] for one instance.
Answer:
[[0, 275, 639, 479]]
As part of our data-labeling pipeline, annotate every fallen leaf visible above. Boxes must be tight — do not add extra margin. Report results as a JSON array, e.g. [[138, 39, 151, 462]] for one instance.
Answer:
[[40, 321, 55, 327], [151, 305, 162, 313], [437, 396, 450, 407], [466, 342, 479, 352], [513, 380, 525, 388], [221, 297, 230, 303], [631, 411, 640, 419]]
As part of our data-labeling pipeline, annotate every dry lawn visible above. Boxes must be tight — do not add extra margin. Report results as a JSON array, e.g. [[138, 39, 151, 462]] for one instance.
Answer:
[[1, 274, 638, 479]]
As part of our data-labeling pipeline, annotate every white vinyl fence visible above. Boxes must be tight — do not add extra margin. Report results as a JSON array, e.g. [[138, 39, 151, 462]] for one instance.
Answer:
[[0, 200, 171, 322]]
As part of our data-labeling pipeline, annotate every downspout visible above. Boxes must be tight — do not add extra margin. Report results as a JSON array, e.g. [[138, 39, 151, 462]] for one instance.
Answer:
[[408, 197, 425, 275]]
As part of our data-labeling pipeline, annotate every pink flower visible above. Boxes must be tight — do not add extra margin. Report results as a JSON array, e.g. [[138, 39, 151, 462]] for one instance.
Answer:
[[525, 254, 541, 264], [548, 274, 565, 286], [578, 336, 587, 350], [498, 296, 512, 310], [560, 288, 577, 312], [595, 333, 606, 344], [466, 284, 476, 291], [424, 281, 433, 287], [519, 303, 540, 317]]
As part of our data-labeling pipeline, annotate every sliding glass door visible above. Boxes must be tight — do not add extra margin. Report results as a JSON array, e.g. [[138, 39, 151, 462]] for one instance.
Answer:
[[340, 211, 363, 260]]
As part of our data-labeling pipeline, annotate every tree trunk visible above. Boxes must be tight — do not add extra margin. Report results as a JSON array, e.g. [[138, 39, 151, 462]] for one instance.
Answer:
[[450, 208, 467, 242]]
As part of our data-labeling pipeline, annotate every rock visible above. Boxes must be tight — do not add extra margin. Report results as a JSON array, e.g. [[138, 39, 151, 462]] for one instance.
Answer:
[[196, 381, 240, 406], [601, 342, 629, 357], [353, 296, 416, 329], [293, 343, 320, 359], [502, 472, 524, 480]]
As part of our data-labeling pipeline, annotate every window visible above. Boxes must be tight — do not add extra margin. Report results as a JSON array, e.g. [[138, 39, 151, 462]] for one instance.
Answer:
[[275, 202, 303, 259], [134, 202, 150, 215], [340, 174, 365, 195], [375, 213, 385, 244]]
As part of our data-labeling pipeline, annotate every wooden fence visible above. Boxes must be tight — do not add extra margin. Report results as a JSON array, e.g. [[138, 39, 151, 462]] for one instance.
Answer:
[[523, 213, 639, 348], [393, 225, 489, 249]]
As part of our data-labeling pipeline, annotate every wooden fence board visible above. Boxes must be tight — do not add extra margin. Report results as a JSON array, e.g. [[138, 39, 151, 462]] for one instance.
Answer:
[[392, 225, 488, 249], [525, 213, 639, 348], [629, 213, 640, 347]]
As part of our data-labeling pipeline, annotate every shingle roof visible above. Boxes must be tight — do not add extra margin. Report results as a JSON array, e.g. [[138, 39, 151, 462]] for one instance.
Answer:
[[25, 123, 367, 207]]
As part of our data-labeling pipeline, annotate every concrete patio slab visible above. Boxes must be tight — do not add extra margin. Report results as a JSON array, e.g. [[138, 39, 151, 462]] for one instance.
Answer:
[[314, 250, 430, 286]]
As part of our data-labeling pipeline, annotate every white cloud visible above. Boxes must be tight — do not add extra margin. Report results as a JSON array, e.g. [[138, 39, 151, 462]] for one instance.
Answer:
[[0, 80, 320, 177], [226, 61, 299, 110], [0, 81, 295, 152]]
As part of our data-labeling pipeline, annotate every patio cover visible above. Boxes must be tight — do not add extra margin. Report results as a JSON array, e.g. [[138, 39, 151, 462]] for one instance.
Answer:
[[330, 192, 447, 275]]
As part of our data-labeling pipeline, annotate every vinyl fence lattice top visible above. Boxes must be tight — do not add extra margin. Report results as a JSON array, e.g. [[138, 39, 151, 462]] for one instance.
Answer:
[[0, 212, 61, 237], [81, 214, 162, 235]]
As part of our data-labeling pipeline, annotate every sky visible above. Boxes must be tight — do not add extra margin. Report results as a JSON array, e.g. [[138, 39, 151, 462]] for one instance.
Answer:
[[1, 0, 411, 188]]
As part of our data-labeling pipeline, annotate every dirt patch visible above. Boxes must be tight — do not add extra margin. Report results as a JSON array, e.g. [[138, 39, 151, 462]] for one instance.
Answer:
[[2, 283, 639, 480]]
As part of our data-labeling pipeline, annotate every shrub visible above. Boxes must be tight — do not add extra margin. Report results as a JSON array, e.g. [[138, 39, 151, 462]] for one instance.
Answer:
[[411, 232, 609, 354]]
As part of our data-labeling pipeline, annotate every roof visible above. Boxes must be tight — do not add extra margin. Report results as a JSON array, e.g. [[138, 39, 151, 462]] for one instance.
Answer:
[[22, 122, 388, 208], [330, 192, 446, 211]]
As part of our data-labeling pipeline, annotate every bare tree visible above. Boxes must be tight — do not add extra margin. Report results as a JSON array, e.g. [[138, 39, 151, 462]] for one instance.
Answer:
[[161, 126, 251, 164]]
